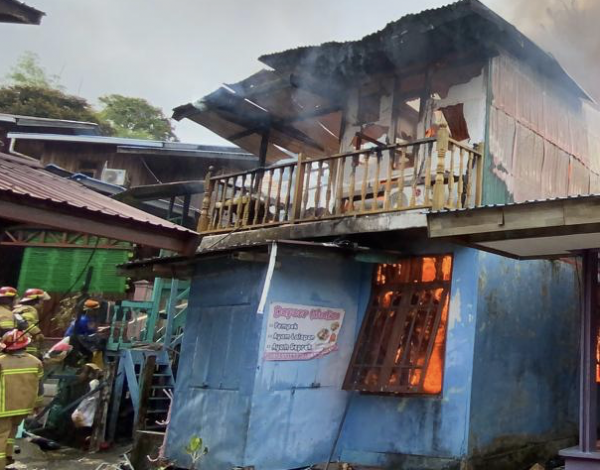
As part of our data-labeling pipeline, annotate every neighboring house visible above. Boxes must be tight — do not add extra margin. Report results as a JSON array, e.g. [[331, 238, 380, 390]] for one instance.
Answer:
[[8, 132, 258, 188], [0, 113, 99, 154], [0, 0, 44, 25], [132, 1, 600, 470], [1, 121, 254, 335], [0, 151, 198, 333]]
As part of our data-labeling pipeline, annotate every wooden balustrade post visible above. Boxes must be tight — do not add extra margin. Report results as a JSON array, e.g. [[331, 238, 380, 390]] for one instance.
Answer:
[[474, 142, 484, 206], [291, 154, 306, 221], [197, 166, 215, 232], [432, 124, 449, 211]]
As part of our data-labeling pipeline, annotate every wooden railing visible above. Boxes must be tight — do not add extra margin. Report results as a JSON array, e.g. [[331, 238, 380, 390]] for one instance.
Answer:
[[198, 124, 484, 234]]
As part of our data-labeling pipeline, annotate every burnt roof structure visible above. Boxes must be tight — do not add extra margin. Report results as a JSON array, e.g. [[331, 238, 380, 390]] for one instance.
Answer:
[[0, 0, 44, 24], [174, 0, 590, 163]]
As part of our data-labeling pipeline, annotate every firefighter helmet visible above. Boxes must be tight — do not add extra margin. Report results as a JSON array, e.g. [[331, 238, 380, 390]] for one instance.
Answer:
[[0, 329, 31, 351], [0, 287, 17, 298], [20, 288, 51, 303], [83, 299, 100, 310]]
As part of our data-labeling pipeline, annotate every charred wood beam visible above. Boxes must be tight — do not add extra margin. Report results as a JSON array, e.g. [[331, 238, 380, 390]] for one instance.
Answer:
[[211, 106, 324, 152], [226, 104, 341, 142]]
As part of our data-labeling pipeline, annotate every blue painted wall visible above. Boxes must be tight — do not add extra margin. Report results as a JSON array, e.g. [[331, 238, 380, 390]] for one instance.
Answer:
[[166, 257, 266, 469], [468, 253, 580, 459], [245, 251, 372, 469], [167, 246, 580, 470]]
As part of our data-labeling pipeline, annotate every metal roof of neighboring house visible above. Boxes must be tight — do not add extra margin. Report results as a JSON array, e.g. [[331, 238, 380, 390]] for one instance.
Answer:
[[0, 113, 99, 132], [0, 0, 44, 24], [7, 132, 257, 160], [0, 152, 199, 253], [43, 163, 196, 221]]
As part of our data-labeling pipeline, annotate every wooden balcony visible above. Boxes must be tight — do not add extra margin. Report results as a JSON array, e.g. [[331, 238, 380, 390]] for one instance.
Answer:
[[197, 124, 484, 235]]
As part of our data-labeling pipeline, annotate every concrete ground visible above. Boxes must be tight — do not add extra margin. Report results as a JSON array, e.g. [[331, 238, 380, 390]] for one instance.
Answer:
[[9, 440, 129, 470]]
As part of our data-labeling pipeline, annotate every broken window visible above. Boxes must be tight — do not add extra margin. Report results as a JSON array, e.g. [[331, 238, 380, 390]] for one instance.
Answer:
[[344, 255, 452, 395]]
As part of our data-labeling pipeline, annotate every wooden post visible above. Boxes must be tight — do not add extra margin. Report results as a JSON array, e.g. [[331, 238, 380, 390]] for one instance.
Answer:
[[163, 279, 179, 350], [290, 154, 306, 221], [580, 250, 598, 453], [133, 355, 157, 435], [432, 124, 449, 211], [258, 130, 270, 168], [197, 166, 215, 232], [474, 142, 484, 207]]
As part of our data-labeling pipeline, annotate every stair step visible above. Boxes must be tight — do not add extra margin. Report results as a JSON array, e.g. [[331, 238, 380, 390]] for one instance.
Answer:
[[147, 409, 169, 414], [151, 385, 173, 389], [149, 396, 170, 401], [145, 424, 167, 431]]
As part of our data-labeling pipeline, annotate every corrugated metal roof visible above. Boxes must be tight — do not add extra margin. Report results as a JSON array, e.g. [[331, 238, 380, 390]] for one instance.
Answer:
[[0, 113, 97, 130], [0, 152, 194, 235], [430, 193, 600, 214], [8, 132, 256, 159]]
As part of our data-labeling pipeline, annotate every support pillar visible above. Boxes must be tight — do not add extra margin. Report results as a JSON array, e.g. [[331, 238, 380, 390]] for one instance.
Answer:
[[561, 250, 600, 468]]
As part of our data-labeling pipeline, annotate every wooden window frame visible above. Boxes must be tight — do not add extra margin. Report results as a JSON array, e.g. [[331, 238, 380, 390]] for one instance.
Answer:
[[343, 255, 453, 395]]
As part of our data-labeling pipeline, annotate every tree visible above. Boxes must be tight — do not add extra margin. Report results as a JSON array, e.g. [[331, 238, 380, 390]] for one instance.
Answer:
[[98, 94, 177, 141], [5, 51, 61, 89], [0, 85, 112, 133]]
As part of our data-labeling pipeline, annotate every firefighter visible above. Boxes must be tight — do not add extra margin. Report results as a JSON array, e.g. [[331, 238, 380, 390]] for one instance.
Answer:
[[0, 330, 43, 470], [0, 287, 17, 336], [14, 288, 49, 358], [65, 299, 100, 337]]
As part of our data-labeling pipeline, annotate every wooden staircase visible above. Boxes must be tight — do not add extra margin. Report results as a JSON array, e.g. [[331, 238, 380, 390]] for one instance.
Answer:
[[108, 349, 176, 440]]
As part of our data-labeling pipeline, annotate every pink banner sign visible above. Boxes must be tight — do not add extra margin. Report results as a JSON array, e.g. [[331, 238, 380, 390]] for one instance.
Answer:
[[263, 302, 345, 361]]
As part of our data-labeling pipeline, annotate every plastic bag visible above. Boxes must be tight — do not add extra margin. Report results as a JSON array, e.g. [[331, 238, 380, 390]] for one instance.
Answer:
[[70, 380, 100, 428]]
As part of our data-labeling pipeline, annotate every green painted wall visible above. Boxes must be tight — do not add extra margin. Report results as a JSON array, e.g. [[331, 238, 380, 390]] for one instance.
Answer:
[[18, 246, 130, 294]]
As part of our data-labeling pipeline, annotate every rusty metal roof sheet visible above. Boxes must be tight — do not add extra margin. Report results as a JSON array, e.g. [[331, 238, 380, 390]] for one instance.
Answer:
[[0, 152, 195, 237]]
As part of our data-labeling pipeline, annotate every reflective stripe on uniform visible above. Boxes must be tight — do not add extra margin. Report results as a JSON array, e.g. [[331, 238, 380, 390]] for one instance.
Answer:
[[6, 439, 14, 444], [0, 368, 39, 417], [0, 368, 39, 375], [0, 409, 33, 418]]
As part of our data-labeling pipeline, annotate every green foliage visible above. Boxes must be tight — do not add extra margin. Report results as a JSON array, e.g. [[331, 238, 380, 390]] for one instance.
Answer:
[[0, 52, 177, 142], [5, 51, 61, 89], [98, 94, 177, 141], [0, 85, 113, 134], [184, 435, 208, 470]]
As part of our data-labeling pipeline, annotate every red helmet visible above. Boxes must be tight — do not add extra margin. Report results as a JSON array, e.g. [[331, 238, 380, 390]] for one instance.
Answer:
[[0, 330, 31, 351], [20, 288, 50, 303], [0, 287, 17, 298]]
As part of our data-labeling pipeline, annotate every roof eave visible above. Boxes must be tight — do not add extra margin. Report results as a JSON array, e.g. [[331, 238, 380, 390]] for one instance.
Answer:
[[0, 192, 199, 254]]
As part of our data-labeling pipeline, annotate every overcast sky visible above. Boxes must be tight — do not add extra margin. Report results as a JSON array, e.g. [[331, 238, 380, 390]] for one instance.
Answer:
[[0, 1, 540, 144]]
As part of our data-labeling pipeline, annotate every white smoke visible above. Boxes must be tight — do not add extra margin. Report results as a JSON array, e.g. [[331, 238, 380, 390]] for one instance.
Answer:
[[490, 0, 600, 102]]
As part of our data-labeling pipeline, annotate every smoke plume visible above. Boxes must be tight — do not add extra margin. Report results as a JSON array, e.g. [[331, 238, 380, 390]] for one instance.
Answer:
[[495, 0, 600, 102]]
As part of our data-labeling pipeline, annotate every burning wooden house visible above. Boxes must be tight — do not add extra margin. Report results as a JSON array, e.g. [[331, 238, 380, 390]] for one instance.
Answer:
[[124, 1, 600, 469]]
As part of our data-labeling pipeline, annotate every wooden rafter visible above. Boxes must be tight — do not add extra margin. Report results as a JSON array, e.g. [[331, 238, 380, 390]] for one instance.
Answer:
[[0, 227, 131, 250]]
